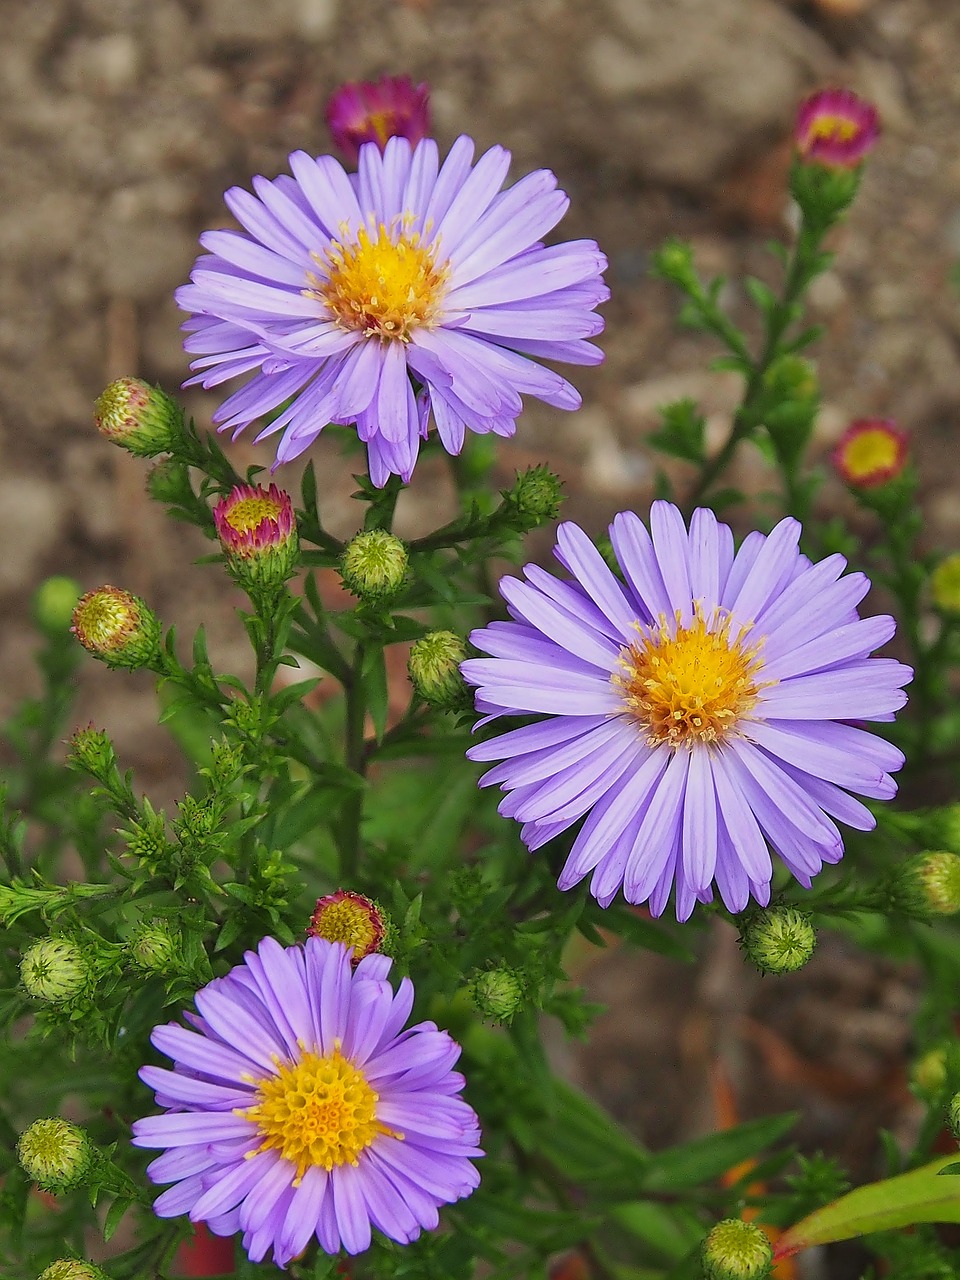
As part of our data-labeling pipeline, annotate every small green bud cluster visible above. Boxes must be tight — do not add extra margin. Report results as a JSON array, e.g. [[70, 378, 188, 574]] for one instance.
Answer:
[[469, 968, 525, 1023], [340, 530, 409, 603], [20, 937, 90, 1004], [127, 920, 183, 976], [739, 907, 816, 975], [701, 1219, 773, 1280], [17, 1118, 96, 1194], [504, 465, 564, 530], [408, 631, 472, 711]]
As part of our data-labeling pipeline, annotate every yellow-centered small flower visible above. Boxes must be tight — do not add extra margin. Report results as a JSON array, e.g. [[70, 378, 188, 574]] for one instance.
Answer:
[[94, 377, 182, 457], [832, 419, 907, 490], [71, 586, 161, 670], [307, 890, 386, 962]]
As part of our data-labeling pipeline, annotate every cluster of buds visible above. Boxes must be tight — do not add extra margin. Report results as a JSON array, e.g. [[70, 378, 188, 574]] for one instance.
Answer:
[[214, 483, 299, 595], [739, 906, 817, 976], [408, 630, 471, 711], [340, 529, 409, 604], [504, 465, 565, 531], [832, 418, 909, 491], [17, 1117, 96, 1194], [307, 890, 388, 963], [71, 586, 161, 671], [325, 74, 430, 166], [95, 377, 183, 457]]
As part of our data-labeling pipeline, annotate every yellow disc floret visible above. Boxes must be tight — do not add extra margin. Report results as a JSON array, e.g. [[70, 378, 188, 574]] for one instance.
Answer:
[[808, 114, 859, 145], [224, 493, 284, 535], [839, 427, 901, 481], [308, 216, 449, 341], [242, 1046, 399, 1182], [615, 607, 768, 748]]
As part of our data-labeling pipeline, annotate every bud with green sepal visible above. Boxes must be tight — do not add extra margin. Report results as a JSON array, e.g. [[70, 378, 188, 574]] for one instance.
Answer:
[[701, 1219, 773, 1280], [94, 377, 183, 457], [20, 936, 90, 1004], [892, 852, 960, 917], [503, 464, 564, 531], [71, 586, 161, 671], [469, 967, 524, 1023], [308, 890, 389, 962], [909, 1042, 960, 1102], [739, 906, 816, 975], [931, 554, 960, 615], [408, 630, 472, 711], [340, 529, 409, 604], [39, 1262, 111, 1280], [17, 1118, 96, 1194], [213, 483, 299, 596], [126, 919, 184, 976]]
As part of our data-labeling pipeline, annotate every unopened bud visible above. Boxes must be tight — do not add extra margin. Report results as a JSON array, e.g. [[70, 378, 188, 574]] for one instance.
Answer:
[[213, 483, 298, 592], [740, 907, 816, 975], [39, 1261, 110, 1280], [408, 630, 470, 710], [896, 852, 960, 917], [340, 530, 408, 603], [508, 465, 564, 528], [17, 1118, 95, 1193], [470, 968, 524, 1023], [71, 586, 161, 670], [701, 1219, 773, 1280], [32, 577, 83, 636], [308, 891, 387, 963], [128, 921, 181, 974], [950, 1091, 960, 1142], [326, 75, 430, 166], [94, 377, 182, 457], [20, 937, 89, 1003]]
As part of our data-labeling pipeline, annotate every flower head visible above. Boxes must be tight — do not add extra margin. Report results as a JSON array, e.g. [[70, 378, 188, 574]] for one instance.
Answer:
[[462, 502, 912, 919], [340, 530, 409, 602], [71, 586, 161, 670], [326, 76, 431, 166], [129, 920, 183, 974], [20, 937, 89, 1003], [214, 483, 298, 591], [308, 891, 386, 962], [702, 1219, 773, 1279], [95, 377, 182, 456], [133, 937, 482, 1266], [39, 1261, 110, 1280], [833, 418, 907, 489], [17, 1118, 95, 1193], [795, 88, 880, 168], [470, 968, 524, 1023], [740, 907, 816, 974], [409, 630, 470, 710], [932, 554, 960, 613], [177, 136, 607, 485], [896, 851, 960, 917]]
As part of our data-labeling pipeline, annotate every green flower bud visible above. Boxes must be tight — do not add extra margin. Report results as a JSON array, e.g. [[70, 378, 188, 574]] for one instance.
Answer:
[[408, 630, 471, 710], [94, 377, 182, 457], [653, 238, 698, 290], [20, 937, 89, 1003], [912, 1045, 950, 1101], [66, 725, 116, 779], [17, 1118, 95, 1193], [340, 530, 409, 602], [896, 852, 960, 917], [32, 577, 83, 636], [701, 1219, 773, 1280], [71, 586, 161, 671], [470, 968, 524, 1023], [127, 921, 181, 975], [932, 554, 960, 614], [740, 907, 816, 976], [39, 1261, 110, 1280], [507, 465, 564, 528]]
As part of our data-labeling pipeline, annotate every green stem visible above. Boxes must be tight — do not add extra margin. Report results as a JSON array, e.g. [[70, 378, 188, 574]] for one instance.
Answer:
[[338, 643, 369, 882]]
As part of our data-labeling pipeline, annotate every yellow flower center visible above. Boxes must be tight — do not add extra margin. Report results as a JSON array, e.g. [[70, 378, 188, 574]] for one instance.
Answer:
[[73, 590, 137, 651], [614, 608, 768, 748], [241, 1046, 399, 1182], [839, 427, 900, 481], [224, 494, 284, 535], [312, 899, 379, 956], [307, 217, 449, 342], [808, 113, 858, 144]]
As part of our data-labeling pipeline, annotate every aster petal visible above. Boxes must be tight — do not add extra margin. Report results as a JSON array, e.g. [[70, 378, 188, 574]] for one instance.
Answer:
[[554, 522, 642, 640], [727, 517, 802, 623], [149, 1023, 261, 1085], [191, 1151, 276, 1221], [277, 1166, 329, 1264], [223, 184, 311, 261], [402, 137, 440, 213], [620, 748, 691, 903], [138, 1066, 254, 1111], [687, 507, 722, 608], [760, 664, 911, 720], [761, 615, 897, 681], [332, 1164, 373, 1255], [709, 749, 773, 887], [432, 144, 513, 255], [649, 500, 694, 624], [193, 984, 285, 1073], [131, 1112, 255, 1147], [288, 150, 364, 233], [422, 134, 476, 230], [681, 748, 718, 893], [609, 511, 672, 621], [446, 241, 608, 308], [497, 578, 621, 671], [744, 719, 896, 799]]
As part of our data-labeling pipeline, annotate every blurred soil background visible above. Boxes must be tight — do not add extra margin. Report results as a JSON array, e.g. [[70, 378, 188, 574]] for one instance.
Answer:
[[3, 1, 960, 1275]]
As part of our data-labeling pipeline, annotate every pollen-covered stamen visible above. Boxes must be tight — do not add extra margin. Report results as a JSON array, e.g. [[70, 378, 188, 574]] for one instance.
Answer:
[[614, 607, 770, 748], [242, 1045, 401, 1182], [307, 214, 449, 342], [805, 113, 859, 145]]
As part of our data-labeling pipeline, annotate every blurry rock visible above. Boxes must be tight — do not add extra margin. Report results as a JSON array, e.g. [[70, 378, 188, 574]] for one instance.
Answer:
[[0, 473, 65, 594], [201, 0, 337, 42], [58, 34, 141, 95]]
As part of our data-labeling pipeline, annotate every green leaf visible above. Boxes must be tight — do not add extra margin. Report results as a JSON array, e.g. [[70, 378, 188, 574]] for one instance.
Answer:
[[103, 1194, 135, 1241], [593, 903, 695, 962], [648, 399, 706, 464], [639, 1112, 798, 1192], [610, 1200, 705, 1262], [775, 1155, 960, 1258], [362, 645, 389, 744]]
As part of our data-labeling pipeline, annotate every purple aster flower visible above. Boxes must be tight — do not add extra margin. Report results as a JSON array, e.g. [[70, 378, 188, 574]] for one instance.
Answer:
[[461, 502, 912, 920], [132, 937, 482, 1266], [325, 75, 431, 166], [177, 136, 608, 485], [795, 88, 880, 169]]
